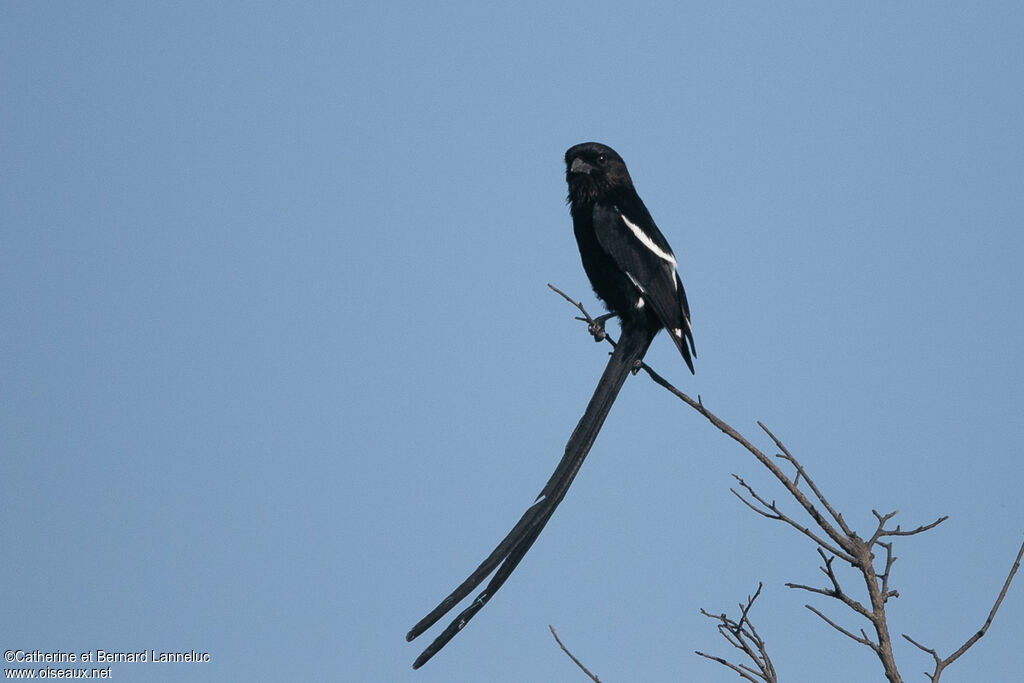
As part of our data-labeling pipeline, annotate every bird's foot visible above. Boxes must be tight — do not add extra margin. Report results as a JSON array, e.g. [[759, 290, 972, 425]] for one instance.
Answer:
[[583, 313, 616, 342]]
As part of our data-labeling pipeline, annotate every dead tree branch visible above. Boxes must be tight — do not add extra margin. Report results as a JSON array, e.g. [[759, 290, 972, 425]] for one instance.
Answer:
[[549, 284, 1024, 683], [902, 538, 1024, 681], [696, 583, 777, 682]]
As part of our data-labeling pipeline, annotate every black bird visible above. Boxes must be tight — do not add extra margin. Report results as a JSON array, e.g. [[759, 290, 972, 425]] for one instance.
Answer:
[[565, 142, 695, 372], [406, 142, 695, 668]]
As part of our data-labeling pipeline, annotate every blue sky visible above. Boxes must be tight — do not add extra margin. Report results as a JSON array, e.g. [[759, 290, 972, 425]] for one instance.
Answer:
[[3, 3, 1022, 681]]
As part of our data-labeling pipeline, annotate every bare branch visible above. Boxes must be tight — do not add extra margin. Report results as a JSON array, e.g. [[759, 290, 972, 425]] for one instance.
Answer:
[[877, 541, 899, 601], [874, 511, 948, 541], [638, 355, 864, 563], [732, 476, 853, 562], [547, 283, 595, 326], [549, 286, 1024, 683], [549, 625, 601, 682], [902, 633, 941, 682], [758, 422, 853, 538], [730, 487, 783, 521], [804, 604, 878, 651], [785, 550, 875, 627], [736, 583, 764, 632], [694, 650, 764, 683], [696, 584, 777, 683], [902, 538, 1024, 681]]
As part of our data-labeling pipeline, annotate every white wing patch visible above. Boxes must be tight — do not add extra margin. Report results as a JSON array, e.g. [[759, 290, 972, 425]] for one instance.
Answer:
[[625, 271, 646, 293], [620, 212, 676, 267]]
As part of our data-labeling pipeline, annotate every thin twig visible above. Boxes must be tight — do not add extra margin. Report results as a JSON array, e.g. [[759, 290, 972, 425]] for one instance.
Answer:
[[548, 283, 596, 326], [732, 476, 853, 562], [758, 422, 853, 538], [804, 603, 878, 651], [695, 650, 763, 683], [902, 538, 1024, 681], [696, 583, 777, 683], [549, 625, 601, 682]]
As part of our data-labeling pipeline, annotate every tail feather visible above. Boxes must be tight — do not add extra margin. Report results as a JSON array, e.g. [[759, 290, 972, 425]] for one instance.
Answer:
[[407, 324, 655, 667], [666, 322, 695, 374]]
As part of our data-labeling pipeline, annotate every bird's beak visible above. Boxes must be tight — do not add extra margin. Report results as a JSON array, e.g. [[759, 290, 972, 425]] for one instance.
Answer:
[[569, 157, 593, 175]]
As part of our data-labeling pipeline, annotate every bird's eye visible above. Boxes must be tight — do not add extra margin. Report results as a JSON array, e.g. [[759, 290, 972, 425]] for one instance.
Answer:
[[596, 154, 607, 164]]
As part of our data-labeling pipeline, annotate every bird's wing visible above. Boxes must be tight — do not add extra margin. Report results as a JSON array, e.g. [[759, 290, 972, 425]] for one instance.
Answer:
[[592, 201, 693, 349]]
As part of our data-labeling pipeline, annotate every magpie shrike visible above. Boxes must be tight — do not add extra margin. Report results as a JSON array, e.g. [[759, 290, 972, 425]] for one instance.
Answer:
[[406, 142, 694, 668]]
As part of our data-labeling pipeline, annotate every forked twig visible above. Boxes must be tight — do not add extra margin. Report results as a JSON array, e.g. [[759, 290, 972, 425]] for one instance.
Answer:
[[696, 583, 777, 683], [902, 538, 1024, 681]]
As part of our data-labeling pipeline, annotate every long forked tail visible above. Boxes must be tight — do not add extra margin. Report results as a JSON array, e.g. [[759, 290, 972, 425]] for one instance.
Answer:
[[407, 323, 656, 668]]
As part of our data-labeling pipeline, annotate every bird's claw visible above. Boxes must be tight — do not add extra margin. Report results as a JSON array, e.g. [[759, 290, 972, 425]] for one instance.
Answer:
[[586, 313, 615, 342]]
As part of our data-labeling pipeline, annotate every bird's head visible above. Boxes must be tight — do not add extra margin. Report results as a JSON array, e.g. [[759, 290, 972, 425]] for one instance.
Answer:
[[565, 142, 634, 205]]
